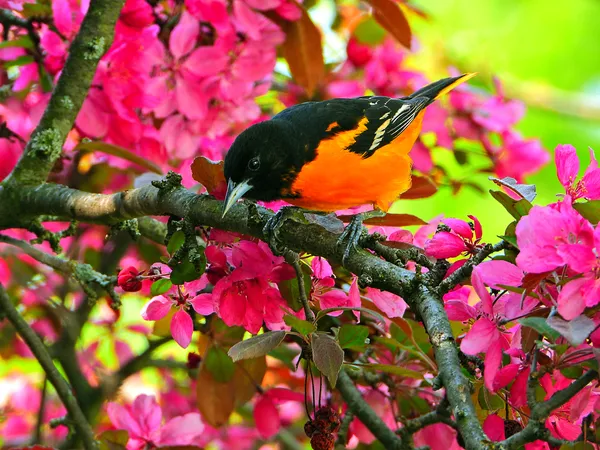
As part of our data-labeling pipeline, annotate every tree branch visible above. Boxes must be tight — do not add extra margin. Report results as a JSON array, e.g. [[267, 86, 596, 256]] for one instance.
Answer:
[[0, 233, 119, 304], [4, 0, 125, 186], [0, 284, 98, 449], [498, 370, 598, 449], [438, 241, 509, 294], [0, 179, 488, 447], [412, 283, 488, 449], [336, 369, 405, 449]]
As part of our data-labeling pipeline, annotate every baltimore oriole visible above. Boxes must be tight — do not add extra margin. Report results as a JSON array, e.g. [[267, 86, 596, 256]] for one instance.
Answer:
[[222, 73, 476, 259]]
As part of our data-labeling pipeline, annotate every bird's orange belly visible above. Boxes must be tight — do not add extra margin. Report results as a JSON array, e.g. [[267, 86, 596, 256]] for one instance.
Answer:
[[287, 115, 422, 211], [289, 122, 419, 212]]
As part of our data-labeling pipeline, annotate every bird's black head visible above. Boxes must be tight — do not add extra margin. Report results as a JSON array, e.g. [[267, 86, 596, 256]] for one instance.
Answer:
[[222, 120, 308, 216]]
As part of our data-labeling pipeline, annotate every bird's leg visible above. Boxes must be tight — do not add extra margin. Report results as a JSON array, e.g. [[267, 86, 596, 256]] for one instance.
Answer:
[[337, 210, 385, 265], [263, 206, 304, 256]]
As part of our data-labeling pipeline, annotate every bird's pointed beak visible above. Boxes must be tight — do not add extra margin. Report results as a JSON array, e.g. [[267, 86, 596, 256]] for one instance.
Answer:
[[222, 179, 252, 218]]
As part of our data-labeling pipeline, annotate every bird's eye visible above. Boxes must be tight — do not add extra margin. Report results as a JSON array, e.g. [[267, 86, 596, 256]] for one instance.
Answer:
[[248, 157, 260, 171]]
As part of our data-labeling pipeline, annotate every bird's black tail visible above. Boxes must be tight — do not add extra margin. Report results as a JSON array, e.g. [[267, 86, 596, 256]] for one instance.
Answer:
[[408, 73, 476, 102]]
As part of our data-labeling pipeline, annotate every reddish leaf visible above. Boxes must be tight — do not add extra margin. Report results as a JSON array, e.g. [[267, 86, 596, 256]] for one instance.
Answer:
[[337, 213, 427, 226], [400, 175, 437, 199], [190, 156, 226, 196], [280, 7, 325, 96], [232, 356, 267, 407], [196, 362, 235, 428], [521, 272, 551, 291], [366, 0, 412, 49]]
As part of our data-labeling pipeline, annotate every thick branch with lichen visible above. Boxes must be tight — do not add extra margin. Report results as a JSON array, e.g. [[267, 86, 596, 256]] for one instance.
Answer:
[[0, 284, 98, 449], [3, 0, 125, 186], [0, 178, 486, 446]]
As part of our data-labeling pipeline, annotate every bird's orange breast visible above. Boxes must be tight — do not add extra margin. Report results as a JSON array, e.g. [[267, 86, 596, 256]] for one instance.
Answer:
[[288, 113, 424, 212]]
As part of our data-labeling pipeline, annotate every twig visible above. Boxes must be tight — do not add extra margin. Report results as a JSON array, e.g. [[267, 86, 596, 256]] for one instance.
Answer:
[[33, 375, 48, 444], [438, 241, 509, 294], [0, 284, 98, 449], [0, 234, 119, 304], [336, 369, 405, 449], [499, 370, 598, 449], [286, 252, 315, 322], [336, 410, 354, 446]]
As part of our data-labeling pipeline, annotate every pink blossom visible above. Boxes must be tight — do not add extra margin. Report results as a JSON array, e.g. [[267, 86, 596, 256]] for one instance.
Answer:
[[141, 281, 209, 348], [555, 144, 600, 200], [452, 267, 510, 391], [120, 0, 155, 28], [473, 79, 525, 133], [495, 130, 549, 181], [425, 215, 483, 259], [365, 287, 407, 318], [107, 394, 204, 450], [0, 138, 21, 181], [350, 389, 395, 444], [516, 197, 594, 273], [557, 223, 600, 319], [253, 388, 304, 438]]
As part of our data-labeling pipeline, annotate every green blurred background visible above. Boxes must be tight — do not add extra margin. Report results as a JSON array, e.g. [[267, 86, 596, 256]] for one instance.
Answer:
[[397, 0, 600, 237]]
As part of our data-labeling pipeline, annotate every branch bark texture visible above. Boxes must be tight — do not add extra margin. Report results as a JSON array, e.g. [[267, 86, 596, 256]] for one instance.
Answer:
[[0, 284, 98, 449], [4, 0, 125, 186]]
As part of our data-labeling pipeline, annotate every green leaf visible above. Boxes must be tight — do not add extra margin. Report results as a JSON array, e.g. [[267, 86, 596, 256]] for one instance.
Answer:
[[3, 55, 34, 68], [283, 314, 316, 336], [167, 230, 186, 254], [352, 363, 424, 379], [38, 65, 53, 92], [489, 190, 532, 220], [518, 317, 560, 341], [477, 385, 504, 411], [316, 307, 386, 325], [98, 429, 129, 450], [74, 141, 163, 175], [574, 200, 600, 225], [560, 443, 595, 450], [278, 261, 312, 312], [150, 279, 172, 296], [22, 2, 52, 18], [0, 36, 34, 50], [204, 346, 235, 383], [338, 324, 369, 349], [268, 345, 301, 371], [311, 333, 344, 387], [228, 330, 287, 362], [170, 261, 203, 285]]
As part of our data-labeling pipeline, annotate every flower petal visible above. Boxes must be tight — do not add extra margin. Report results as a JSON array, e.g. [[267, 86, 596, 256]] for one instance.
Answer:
[[555, 144, 580, 189], [254, 396, 280, 439], [159, 413, 204, 446], [171, 310, 193, 348], [483, 414, 506, 442], [141, 296, 172, 321], [557, 278, 587, 320], [424, 232, 466, 258], [460, 318, 498, 355]]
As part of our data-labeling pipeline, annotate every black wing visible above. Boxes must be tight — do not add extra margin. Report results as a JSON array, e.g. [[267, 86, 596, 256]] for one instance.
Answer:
[[346, 95, 430, 158], [272, 95, 430, 159]]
